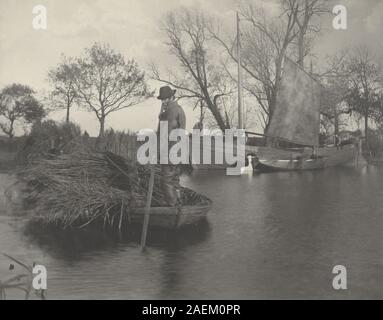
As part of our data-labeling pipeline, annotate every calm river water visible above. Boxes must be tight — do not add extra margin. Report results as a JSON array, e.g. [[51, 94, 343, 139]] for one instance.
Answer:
[[0, 166, 382, 299]]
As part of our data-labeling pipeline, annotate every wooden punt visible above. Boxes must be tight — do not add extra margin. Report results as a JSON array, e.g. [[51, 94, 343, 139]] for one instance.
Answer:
[[129, 188, 212, 229]]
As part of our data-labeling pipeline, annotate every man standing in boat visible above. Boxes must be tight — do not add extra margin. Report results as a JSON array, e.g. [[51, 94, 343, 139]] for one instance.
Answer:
[[157, 86, 186, 206]]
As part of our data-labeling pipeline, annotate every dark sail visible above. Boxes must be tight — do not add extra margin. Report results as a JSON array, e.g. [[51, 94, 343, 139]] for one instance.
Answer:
[[267, 58, 321, 147]]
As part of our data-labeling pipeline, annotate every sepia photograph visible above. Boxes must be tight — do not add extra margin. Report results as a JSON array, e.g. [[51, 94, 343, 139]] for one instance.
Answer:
[[0, 0, 382, 304]]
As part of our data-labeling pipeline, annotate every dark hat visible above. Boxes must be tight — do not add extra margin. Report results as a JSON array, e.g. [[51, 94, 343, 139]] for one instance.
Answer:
[[157, 86, 176, 100]]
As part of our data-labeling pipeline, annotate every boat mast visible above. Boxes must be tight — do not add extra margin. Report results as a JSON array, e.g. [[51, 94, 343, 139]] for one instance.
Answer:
[[237, 12, 244, 129]]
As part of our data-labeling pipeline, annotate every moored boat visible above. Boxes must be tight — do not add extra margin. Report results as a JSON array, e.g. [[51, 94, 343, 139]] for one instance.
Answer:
[[251, 57, 360, 172], [252, 144, 358, 171]]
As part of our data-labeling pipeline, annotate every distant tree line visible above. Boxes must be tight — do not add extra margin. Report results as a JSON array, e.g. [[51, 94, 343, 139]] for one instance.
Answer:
[[0, 43, 152, 140]]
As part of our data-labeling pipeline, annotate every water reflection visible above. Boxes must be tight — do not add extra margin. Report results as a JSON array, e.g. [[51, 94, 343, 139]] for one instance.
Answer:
[[23, 220, 212, 260]]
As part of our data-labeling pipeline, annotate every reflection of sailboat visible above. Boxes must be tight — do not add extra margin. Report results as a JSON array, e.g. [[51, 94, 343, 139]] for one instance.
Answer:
[[251, 58, 359, 172]]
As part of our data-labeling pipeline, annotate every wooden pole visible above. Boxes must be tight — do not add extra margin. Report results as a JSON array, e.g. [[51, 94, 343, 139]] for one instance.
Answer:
[[237, 12, 244, 130], [140, 166, 155, 251]]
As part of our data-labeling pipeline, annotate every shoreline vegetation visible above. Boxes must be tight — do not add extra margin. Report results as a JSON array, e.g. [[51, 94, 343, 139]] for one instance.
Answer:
[[2, 125, 383, 175]]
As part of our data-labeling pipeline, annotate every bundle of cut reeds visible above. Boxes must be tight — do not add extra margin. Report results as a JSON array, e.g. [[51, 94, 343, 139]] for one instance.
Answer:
[[16, 152, 170, 228]]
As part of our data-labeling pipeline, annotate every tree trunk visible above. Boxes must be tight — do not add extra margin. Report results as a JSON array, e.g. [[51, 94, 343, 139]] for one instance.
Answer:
[[206, 99, 229, 131], [98, 117, 105, 138], [364, 110, 369, 150], [334, 118, 339, 136], [212, 108, 228, 131], [267, 94, 277, 127], [264, 57, 282, 139], [66, 105, 70, 123], [334, 108, 339, 136], [264, 94, 277, 145], [8, 119, 14, 142], [297, 33, 305, 67]]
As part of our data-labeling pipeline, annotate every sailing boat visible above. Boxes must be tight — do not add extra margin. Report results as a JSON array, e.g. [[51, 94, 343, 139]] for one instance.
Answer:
[[251, 57, 360, 172]]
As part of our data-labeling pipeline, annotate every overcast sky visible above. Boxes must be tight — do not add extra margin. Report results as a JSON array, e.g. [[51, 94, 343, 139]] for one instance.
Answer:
[[0, 0, 382, 136]]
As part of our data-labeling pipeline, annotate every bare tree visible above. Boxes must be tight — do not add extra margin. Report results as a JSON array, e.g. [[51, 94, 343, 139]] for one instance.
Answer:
[[211, 2, 299, 133], [74, 43, 151, 137], [152, 8, 234, 131], [211, 0, 328, 134], [205, 93, 258, 130], [344, 47, 383, 147], [47, 55, 78, 123], [290, 0, 329, 67], [320, 59, 352, 135]]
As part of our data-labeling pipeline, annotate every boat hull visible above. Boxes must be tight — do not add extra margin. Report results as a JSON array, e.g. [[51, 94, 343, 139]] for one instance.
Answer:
[[130, 189, 212, 229], [253, 144, 358, 172]]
